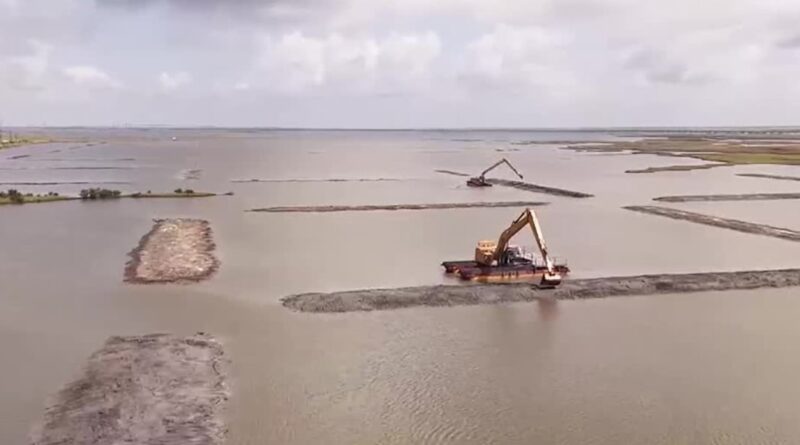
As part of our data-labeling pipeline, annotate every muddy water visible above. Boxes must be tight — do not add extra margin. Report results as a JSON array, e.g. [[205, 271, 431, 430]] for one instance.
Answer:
[[2, 129, 800, 444]]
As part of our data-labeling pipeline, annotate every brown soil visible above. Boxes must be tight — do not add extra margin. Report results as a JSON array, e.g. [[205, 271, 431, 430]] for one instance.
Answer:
[[625, 163, 729, 174], [737, 173, 800, 182], [433, 170, 594, 197], [282, 268, 800, 313], [484, 178, 594, 198], [624, 205, 800, 242], [232, 177, 404, 183], [654, 193, 800, 202], [29, 333, 228, 445], [124, 218, 220, 283], [248, 201, 548, 213], [434, 169, 470, 177]]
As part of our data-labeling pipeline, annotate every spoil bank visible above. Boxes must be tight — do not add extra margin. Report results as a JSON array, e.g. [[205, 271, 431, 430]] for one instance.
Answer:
[[232, 177, 403, 183], [654, 193, 800, 202], [564, 136, 800, 168], [433, 170, 593, 197], [625, 205, 800, 242], [283, 268, 800, 312], [30, 333, 228, 445], [625, 163, 729, 174], [124, 218, 220, 283], [738, 173, 800, 182], [434, 169, 470, 177], [485, 178, 594, 198], [248, 201, 548, 213]]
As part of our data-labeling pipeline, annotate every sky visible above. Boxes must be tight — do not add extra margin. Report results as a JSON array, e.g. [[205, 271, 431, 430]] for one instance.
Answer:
[[1, 0, 800, 128]]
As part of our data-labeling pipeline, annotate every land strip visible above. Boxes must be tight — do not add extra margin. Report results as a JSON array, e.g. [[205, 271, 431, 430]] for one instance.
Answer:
[[282, 268, 800, 312], [624, 205, 800, 242], [737, 173, 800, 182], [232, 177, 404, 183], [124, 218, 220, 283], [248, 201, 548, 213], [30, 333, 228, 445], [564, 136, 800, 172], [653, 193, 800, 202], [485, 178, 594, 198], [625, 163, 729, 174], [433, 170, 594, 197]]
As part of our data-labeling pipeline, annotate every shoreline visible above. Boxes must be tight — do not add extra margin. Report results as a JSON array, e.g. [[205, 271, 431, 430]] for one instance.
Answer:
[[282, 268, 800, 313]]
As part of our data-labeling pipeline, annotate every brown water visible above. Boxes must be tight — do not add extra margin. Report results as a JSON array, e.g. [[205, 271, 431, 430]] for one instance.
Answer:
[[2, 129, 800, 444]]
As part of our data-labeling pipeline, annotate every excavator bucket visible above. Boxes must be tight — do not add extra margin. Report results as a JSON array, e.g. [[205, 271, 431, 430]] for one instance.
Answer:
[[540, 272, 562, 287]]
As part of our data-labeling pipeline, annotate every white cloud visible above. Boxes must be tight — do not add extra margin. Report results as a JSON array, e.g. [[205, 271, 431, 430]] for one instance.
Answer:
[[257, 31, 441, 94], [4, 40, 51, 91], [158, 71, 191, 91], [63, 65, 122, 89], [461, 25, 576, 94]]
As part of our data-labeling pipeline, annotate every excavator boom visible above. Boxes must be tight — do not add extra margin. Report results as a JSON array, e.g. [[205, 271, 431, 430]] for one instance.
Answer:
[[481, 158, 524, 180], [467, 158, 524, 186], [474, 208, 562, 285]]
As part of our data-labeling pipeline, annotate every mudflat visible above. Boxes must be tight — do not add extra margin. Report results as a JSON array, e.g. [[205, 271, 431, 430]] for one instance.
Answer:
[[124, 218, 219, 283], [29, 333, 228, 445], [282, 269, 800, 313]]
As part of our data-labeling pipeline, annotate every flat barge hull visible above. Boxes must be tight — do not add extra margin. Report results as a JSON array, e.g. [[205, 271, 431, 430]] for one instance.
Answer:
[[442, 260, 570, 282]]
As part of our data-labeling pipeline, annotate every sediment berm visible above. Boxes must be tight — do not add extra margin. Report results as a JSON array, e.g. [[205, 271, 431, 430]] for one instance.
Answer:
[[248, 201, 548, 213], [653, 193, 800, 202], [124, 218, 219, 283], [485, 178, 594, 198], [625, 205, 800, 242], [30, 333, 228, 445], [283, 268, 800, 313]]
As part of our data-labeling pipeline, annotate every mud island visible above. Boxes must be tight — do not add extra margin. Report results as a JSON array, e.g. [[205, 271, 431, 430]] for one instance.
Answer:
[[124, 218, 220, 284]]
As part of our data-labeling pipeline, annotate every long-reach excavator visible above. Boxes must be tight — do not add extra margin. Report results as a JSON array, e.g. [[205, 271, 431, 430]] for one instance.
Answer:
[[467, 158, 524, 187], [442, 208, 568, 286]]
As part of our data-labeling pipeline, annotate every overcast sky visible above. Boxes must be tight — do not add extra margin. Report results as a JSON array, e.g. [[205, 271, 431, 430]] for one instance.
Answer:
[[1, 0, 800, 127]]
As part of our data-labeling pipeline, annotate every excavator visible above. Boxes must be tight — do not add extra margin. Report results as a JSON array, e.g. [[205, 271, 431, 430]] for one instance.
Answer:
[[467, 158, 524, 187], [442, 208, 567, 286]]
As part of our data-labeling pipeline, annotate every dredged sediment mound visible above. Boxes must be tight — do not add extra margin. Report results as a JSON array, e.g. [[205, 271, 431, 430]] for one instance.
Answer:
[[737, 173, 800, 182], [124, 218, 219, 283], [653, 193, 800, 202], [282, 268, 800, 313], [484, 179, 594, 198], [29, 333, 228, 445], [248, 201, 548, 213], [624, 205, 800, 242]]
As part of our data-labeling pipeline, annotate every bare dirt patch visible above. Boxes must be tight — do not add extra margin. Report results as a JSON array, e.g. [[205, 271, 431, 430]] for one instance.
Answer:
[[653, 193, 800, 202], [625, 205, 800, 242], [29, 333, 228, 445], [282, 268, 800, 313], [248, 201, 548, 213], [124, 218, 219, 283], [738, 173, 800, 182]]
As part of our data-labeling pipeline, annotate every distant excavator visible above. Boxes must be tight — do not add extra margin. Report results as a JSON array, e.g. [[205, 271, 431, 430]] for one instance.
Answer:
[[442, 208, 567, 286], [467, 158, 524, 187]]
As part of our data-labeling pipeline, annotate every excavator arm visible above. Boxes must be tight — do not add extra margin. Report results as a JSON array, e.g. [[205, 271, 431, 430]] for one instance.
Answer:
[[479, 158, 524, 181], [475, 208, 561, 285]]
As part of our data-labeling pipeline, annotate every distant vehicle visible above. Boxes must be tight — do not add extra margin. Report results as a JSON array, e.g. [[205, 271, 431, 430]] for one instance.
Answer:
[[171, 136, 178, 141], [467, 158, 524, 187]]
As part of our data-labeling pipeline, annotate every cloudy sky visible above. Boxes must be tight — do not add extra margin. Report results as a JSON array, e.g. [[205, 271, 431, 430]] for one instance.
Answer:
[[1, 0, 800, 127]]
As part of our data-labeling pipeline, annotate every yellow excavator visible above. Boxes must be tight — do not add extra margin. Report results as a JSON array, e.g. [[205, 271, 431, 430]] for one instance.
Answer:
[[467, 158, 524, 187], [443, 208, 566, 285]]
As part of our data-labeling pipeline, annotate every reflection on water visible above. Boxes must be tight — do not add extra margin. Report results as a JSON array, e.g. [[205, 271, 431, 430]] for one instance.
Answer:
[[1, 129, 800, 444]]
